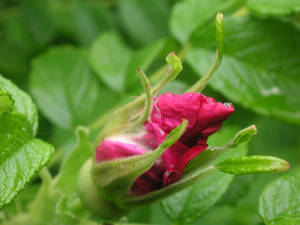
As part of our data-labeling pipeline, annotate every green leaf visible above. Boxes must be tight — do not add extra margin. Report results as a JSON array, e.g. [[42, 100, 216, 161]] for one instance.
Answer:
[[54, 1, 114, 46], [0, 74, 38, 135], [54, 127, 93, 194], [217, 155, 289, 175], [0, 113, 54, 209], [29, 46, 101, 130], [187, 16, 300, 125], [89, 32, 132, 92], [170, 0, 245, 43], [161, 171, 233, 225], [28, 169, 79, 225], [247, 0, 300, 17], [92, 121, 187, 199], [119, 0, 170, 46], [0, 91, 13, 115], [89, 32, 164, 92], [259, 168, 300, 225]]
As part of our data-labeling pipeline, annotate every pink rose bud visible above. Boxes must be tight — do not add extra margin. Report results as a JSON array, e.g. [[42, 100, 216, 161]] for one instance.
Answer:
[[95, 92, 234, 196]]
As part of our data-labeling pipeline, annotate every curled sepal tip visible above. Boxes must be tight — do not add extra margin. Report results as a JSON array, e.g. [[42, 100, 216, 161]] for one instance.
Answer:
[[216, 12, 224, 60], [185, 124, 257, 174], [216, 155, 290, 175], [153, 52, 183, 95], [187, 12, 225, 93]]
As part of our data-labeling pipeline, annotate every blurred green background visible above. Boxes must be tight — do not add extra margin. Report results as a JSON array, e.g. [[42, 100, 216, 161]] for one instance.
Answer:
[[1, 0, 300, 224]]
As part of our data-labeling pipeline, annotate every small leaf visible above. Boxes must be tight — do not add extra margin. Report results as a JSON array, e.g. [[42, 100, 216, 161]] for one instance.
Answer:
[[0, 114, 54, 209], [0, 74, 38, 135], [92, 121, 187, 199], [259, 168, 300, 225], [0, 91, 14, 115], [217, 155, 289, 175]]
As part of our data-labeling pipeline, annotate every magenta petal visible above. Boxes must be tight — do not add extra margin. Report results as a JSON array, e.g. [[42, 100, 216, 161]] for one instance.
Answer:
[[131, 163, 165, 195], [151, 93, 204, 133], [96, 139, 146, 162]]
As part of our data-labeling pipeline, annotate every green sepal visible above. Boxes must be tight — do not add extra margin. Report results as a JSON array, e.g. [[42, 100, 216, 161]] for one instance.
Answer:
[[215, 12, 224, 60], [187, 12, 225, 93], [94, 52, 183, 145], [119, 166, 217, 207], [216, 155, 290, 175], [185, 125, 257, 174], [91, 120, 188, 200]]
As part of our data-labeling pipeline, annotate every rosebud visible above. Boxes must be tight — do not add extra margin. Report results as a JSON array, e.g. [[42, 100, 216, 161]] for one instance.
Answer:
[[95, 93, 234, 196]]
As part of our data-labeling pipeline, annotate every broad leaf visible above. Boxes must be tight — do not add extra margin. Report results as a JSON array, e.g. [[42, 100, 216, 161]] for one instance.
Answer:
[[162, 172, 233, 225], [89, 32, 132, 92], [259, 168, 300, 225], [247, 0, 300, 17], [0, 75, 38, 135], [30, 46, 101, 130], [89, 32, 165, 92], [187, 16, 300, 125], [170, 0, 245, 43], [0, 113, 54, 209], [54, 1, 113, 46]]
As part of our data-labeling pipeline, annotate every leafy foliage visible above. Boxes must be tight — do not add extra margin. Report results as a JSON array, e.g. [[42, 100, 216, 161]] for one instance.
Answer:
[[0, 0, 300, 224], [0, 75, 54, 209], [259, 168, 300, 225]]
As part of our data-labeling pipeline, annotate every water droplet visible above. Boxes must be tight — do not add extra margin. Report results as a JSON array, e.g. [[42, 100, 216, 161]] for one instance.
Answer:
[[224, 102, 232, 108]]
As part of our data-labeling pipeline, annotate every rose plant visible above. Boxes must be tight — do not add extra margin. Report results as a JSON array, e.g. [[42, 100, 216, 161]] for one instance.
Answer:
[[0, 2, 297, 224], [76, 14, 289, 220]]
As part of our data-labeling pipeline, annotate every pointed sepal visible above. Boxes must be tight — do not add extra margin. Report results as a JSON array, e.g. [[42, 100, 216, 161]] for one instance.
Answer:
[[185, 125, 257, 174], [216, 155, 290, 175], [91, 120, 188, 199]]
